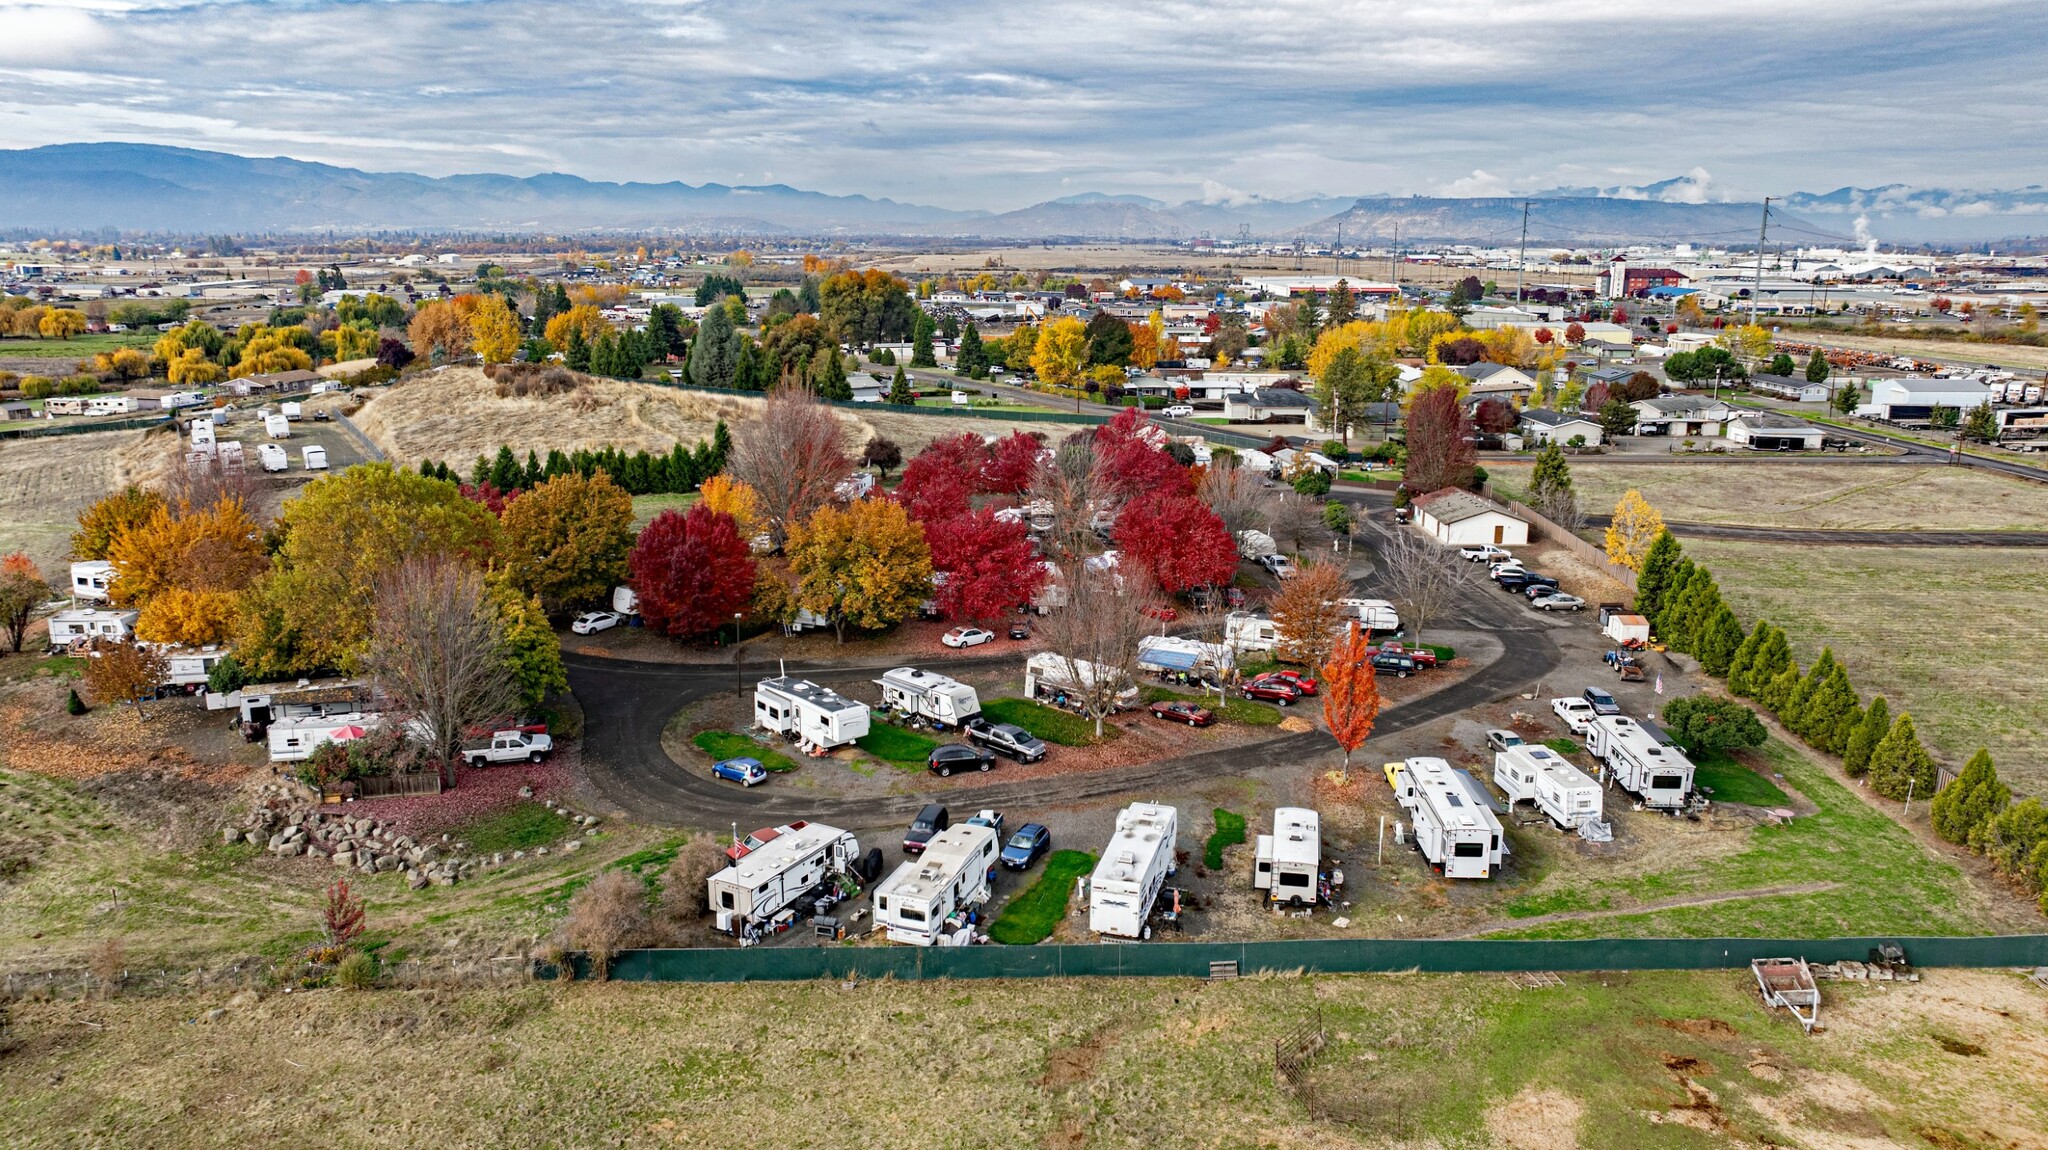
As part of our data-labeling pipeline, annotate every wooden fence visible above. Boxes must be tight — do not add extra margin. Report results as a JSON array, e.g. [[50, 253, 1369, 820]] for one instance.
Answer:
[[1483, 490, 1639, 591], [322, 772, 443, 801]]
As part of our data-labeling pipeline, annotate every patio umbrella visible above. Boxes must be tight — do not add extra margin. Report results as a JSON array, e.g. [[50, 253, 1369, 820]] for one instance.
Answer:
[[327, 725, 369, 742]]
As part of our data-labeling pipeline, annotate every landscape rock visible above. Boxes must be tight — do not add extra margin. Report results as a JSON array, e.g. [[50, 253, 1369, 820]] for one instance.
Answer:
[[204, 1008, 227, 1023], [518, 785, 534, 799], [564, 840, 583, 853], [535, 846, 548, 856], [406, 869, 427, 889], [512, 850, 526, 861], [375, 854, 401, 873], [332, 851, 354, 867], [221, 827, 241, 844], [272, 842, 303, 857]]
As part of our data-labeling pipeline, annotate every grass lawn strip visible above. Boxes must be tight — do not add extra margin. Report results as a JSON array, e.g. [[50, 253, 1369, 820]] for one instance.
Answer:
[[454, 801, 575, 853], [980, 697, 1117, 745], [854, 721, 939, 764], [1690, 751, 1791, 807], [691, 729, 799, 772], [987, 849, 1095, 944], [1204, 808, 1247, 869], [1139, 685, 1282, 727]]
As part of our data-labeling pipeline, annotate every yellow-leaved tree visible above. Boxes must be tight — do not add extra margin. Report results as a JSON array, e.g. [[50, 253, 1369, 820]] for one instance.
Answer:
[[1030, 316, 1088, 390], [407, 300, 471, 364], [544, 305, 611, 350], [786, 498, 932, 644], [1603, 489, 1665, 572], [37, 308, 86, 339], [110, 497, 270, 646], [469, 294, 522, 364], [168, 347, 224, 385], [230, 329, 314, 378], [698, 474, 761, 541]]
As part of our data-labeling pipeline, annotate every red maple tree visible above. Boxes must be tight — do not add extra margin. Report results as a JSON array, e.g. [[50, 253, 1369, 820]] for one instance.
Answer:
[[1402, 387, 1478, 494], [1473, 398, 1518, 434], [458, 482, 519, 517], [1113, 493, 1236, 594], [1565, 321, 1586, 345], [981, 432, 1044, 495], [1320, 623, 1382, 768], [1094, 408, 1191, 500], [928, 507, 1046, 621], [629, 503, 756, 637]]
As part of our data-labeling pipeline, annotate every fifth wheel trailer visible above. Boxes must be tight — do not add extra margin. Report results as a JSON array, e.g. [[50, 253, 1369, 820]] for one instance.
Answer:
[[1089, 803, 1179, 939], [1586, 714, 1697, 811], [707, 821, 864, 937], [870, 822, 1000, 945], [1390, 757, 1505, 879], [1025, 652, 1139, 710], [1492, 745, 1603, 831], [1252, 807, 1338, 907]]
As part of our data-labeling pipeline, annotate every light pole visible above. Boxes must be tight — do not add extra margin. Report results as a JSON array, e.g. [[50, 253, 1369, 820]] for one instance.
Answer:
[[733, 612, 744, 700]]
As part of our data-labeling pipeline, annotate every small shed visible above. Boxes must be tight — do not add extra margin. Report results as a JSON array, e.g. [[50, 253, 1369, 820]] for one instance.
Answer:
[[1727, 413, 1825, 451], [1604, 613, 1651, 645], [1409, 488, 1530, 548]]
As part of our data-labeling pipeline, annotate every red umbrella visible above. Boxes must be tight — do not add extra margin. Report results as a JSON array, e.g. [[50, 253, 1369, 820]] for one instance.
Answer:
[[327, 725, 368, 742]]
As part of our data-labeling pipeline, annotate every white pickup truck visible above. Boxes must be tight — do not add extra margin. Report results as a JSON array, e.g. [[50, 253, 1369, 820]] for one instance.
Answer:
[[463, 730, 554, 766]]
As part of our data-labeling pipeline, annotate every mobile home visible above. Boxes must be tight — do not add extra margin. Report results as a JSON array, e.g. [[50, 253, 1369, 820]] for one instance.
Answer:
[[871, 822, 999, 946], [1391, 757, 1504, 879], [266, 713, 379, 763], [1252, 807, 1332, 907], [753, 676, 871, 753], [874, 666, 981, 729], [47, 607, 138, 647], [69, 560, 115, 601], [1492, 745, 1603, 830], [1586, 714, 1696, 811], [1089, 802, 1179, 939], [706, 821, 864, 936], [1024, 652, 1139, 710]]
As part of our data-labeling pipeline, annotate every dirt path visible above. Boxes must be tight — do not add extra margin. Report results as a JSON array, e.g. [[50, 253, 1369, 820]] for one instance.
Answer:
[[1446, 882, 1842, 938], [1581, 516, 2048, 547]]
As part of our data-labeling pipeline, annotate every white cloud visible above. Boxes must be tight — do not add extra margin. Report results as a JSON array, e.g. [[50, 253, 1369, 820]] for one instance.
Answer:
[[1439, 169, 1511, 197]]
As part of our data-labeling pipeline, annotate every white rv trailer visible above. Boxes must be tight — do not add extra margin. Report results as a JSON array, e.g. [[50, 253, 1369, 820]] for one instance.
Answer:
[[69, 560, 115, 601], [159, 645, 229, 691], [1222, 612, 1279, 654], [753, 676, 871, 752], [266, 713, 379, 763], [302, 445, 328, 470], [706, 821, 863, 935], [1492, 745, 1603, 830], [46, 607, 138, 647], [1585, 714, 1696, 811], [1089, 802, 1179, 939], [257, 443, 288, 472], [1252, 806, 1328, 907], [189, 419, 217, 454], [1392, 757, 1505, 879], [1334, 598, 1401, 634], [611, 585, 640, 616], [1024, 652, 1139, 709], [264, 413, 290, 438], [874, 666, 982, 729], [870, 822, 999, 946], [1136, 635, 1233, 677]]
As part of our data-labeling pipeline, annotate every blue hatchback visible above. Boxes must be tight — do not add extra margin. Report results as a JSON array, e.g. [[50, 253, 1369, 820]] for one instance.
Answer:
[[711, 757, 768, 786], [1001, 823, 1051, 870]]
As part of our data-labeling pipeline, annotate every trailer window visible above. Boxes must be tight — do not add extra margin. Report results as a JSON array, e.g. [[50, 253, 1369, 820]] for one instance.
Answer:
[[900, 906, 926, 922], [1278, 872, 1310, 888], [719, 891, 734, 909], [1256, 861, 1271, 875], [1651, 776, 1682, 790], [1453, 842, 1484, 857]]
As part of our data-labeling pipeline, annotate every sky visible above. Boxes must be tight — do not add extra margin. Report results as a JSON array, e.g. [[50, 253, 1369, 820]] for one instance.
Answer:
[[0, 0, 2045, 213]]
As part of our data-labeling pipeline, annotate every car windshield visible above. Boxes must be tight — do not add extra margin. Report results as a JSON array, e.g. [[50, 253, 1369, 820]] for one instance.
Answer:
[[1589, 691, 1614, 704], [1007, 832, 1037, 850]]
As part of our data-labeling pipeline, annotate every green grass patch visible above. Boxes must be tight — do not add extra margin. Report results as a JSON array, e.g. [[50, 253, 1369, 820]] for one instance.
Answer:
[[1690, 750, 1791, 807], [1138, 686, 1283, 728], [0, 332, 155, 358], [988, 849, 1095, 945], [456, 802, 574, 854], [692, 730, 798, 772], [980, 698, 1117, 746], [1204, 808, 1247, 869], [630, 492, 700, 530], [854, 721, 939, 764], [1501, 888, 1613, 919], [1542, 738, 1582, 757]]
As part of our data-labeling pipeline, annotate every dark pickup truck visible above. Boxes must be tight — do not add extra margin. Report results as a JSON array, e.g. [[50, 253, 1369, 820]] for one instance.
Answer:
[[963, 717, 1048, 763]]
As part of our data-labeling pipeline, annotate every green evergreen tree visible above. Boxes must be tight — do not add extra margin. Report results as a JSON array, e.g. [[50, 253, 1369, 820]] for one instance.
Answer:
[[941, 313, 959, 341], [66, 687, 89, 715], [1746, 626, 1794, 701], [708, 420, 733, 475], [910, 311, 938, 367], [1961, 400, 1997, 443], [1632, 530, 1683, 620], [1931, 749, 2009, 848], [1725, 621, 1767, 695], [956, 322, 987, 379], [888, 364, 913, 405], [1780, 648, 1836, 732], [1528, 441, 1573, 500], [544, 449, 569, 480], [564, 328, 590, 372], [1696, 605, 1746, 677], [1981, 798, 2048, 884], [816, 351, 853, 401], [471, 455, 491, 486], [687, 303, 739, 388], [1804, 348, 1831, 384], [1757, 664, 1803, 717], [522, 450, 544, 490], [1867, 712, 1938, 801], [489, 445, 521, 492], [1799, 664, 1858, 754], [1768, 352, 1796, 377]]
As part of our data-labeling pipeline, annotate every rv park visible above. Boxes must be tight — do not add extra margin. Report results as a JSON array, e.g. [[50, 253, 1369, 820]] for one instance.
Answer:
[[6, 237, 2048, 1147]]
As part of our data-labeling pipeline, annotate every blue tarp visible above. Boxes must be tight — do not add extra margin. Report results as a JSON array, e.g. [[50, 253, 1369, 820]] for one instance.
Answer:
[[1141, 649, 1201, 671]]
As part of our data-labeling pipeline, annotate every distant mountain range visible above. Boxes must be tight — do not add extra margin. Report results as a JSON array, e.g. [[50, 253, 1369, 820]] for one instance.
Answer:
[[1, 143, 2042, 245]]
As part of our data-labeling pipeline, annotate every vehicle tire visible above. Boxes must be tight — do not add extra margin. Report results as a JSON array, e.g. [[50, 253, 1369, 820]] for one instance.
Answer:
[[1277, 697, 1289, 706], [939, 764, 953, 777], [529, 752, 543, 763], [1188, 719, 1198, 727], [979, 760, 991, 772]]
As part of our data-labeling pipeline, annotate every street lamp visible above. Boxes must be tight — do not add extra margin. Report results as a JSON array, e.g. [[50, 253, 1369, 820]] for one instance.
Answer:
[[733, 612, 744, 700]]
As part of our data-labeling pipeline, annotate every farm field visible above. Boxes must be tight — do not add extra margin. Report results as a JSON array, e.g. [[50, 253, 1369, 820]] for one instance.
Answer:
[[4, 968, 2044, 1150], [0, 426, 162, 574], [0, 331, 156, 364], [1687, 541, 2048, 792], [1488, 460, 2048, 532]]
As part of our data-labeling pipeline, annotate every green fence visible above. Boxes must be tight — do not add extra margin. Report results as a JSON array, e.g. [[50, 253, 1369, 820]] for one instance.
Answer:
[[0, 413, 173, 440], [555, 933, 2048, 983]]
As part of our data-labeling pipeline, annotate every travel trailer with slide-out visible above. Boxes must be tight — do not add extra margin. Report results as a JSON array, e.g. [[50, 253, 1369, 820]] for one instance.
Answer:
[[1025, 652, 1138, 710], [1492, 745, 1603, 830], [1089, 803, 1179, 939], [69, 560, 114, 601], [266, 713, 379, 763], [1586, 715, 1696, 811], [1390, 757, 1504, 879], [706, 821, 865, 937], [871, 822, 999, 945], [754, 676, 871, 753], [874, 666, 982, 729]]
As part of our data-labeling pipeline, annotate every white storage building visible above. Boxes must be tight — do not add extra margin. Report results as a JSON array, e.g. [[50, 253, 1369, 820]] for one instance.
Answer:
[[1859, 378, 1993, 422], [1726, 412, 1826, 451], [1409, 488, 1529, 549]]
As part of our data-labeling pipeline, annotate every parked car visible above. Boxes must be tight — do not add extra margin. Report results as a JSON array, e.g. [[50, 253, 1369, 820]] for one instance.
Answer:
[[903, 803, 950, 854], [710, 757, 768, 787], [1161, 404, 1195, 418], [1530, 592, 1587, 612], [964, 717, 1047, 762], [1498, 572, 1559, 594], [965, 809, 1006, 839], [1148, 699, 1216, 727], [1460, 543, 1513, 563], [1259, 554, 1298, 579], [1551, 697, 1596, 734], [1140, 604, 1179, 622], [942, 626, 995, 648], [1001, 823, 1052, 870], [1488, 559, 1525, 576], [1252, 670, 1319, 696], [1582, 686, 1622, 715], [1241, 679, 1302, 705], [927, 743, 995, 777], [1371, 651, 1417, 677], [1485, 729, 1524, 752], [570, 610, 623, 635], [1008, 620, 1032, 640], [1393, 506, 1412, 524], [1373, 642, 1436, 669]]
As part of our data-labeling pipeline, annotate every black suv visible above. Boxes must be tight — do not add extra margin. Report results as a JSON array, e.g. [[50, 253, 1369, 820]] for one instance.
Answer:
[[903, 803, 949, 854], [1497, 571, 1559, 593], [963, 717, 1048, 763], [927, 743, 994, 777]]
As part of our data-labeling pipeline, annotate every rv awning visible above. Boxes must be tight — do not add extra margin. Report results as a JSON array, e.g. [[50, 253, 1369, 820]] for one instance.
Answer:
[[1140, 648, 1202, 671]]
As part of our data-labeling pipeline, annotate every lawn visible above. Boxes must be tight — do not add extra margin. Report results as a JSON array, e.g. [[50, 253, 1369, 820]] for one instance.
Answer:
[[987, 849, 1094, 944], [691, 730, 799, 772], [853, 721, 938, 765], [979, 698, 1117, 746], [1139, 685, 1283, 727], [630, 491, 698, 530], [1487, 739, 1991, 939], [1204, 808, 1246, 869], [0, 332, 156, 360], [1686, 540, 2048, 792], [1691, 750, 1792, 807], [454, 801, 576, 853]]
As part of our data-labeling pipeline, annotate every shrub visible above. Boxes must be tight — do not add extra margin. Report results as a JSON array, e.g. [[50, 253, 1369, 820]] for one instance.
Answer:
[[322, 879, 366, 948], [65, 688, 88, 715], [334, 950, 380, 991], [1659, 696, 1767, 754], [658, 837, 729, 928], [564, 870, 650, 979], [88, 937, 125, 997], [1292, 469, 1331, 497], [1931, 749, 2009, 849]]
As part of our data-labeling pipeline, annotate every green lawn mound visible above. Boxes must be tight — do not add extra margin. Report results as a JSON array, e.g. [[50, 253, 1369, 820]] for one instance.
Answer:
[[692, 730, 799, 772], [989, 850, 1096, 945], [981, 698, 1117, 746]]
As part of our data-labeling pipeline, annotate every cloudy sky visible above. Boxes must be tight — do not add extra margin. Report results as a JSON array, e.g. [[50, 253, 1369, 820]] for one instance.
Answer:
[[0, 0, 2043, 211]]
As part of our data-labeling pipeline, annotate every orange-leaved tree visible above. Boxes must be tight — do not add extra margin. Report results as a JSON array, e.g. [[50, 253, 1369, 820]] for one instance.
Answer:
[[1320, 622, 1381, 769]]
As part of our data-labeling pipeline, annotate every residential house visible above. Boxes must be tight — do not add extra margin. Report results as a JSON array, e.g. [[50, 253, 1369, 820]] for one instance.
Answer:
[[1410, 488, 1530, 548], [1749, 373, 1834, 403], [1518, 408, 1605, 446], [1630, 395, 1738, 437], [1726, 412, 1826, 451], [1457, 362, 1537, 407], [1223, 388, 1321, 432]]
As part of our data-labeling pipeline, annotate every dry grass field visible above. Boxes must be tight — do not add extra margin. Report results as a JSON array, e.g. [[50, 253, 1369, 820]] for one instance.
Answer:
[[1489, 461, 2048, 532], [351, 367, 1083, 467], [0, 427, 167, 574], [4, 968, 2043, 1150], [1688, 541, 2048, 792]]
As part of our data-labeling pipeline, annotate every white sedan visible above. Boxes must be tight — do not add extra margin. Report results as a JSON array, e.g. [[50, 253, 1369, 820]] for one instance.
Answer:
[[1551, 696, 1597, 735], [942, 626, 995, 648], [571, 610, 623, 635], [1530, 592, 1587, 612]]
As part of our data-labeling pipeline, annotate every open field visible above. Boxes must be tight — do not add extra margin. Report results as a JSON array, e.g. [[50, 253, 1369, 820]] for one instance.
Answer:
[[352, 367, 1086, 469], [0, 331, 156, 365], [1489, 460, 2048, 532], [1687, 541, 2048, 792], [1785, 326, 2048, 371], [4, 967, 2043, 1149], [0, 426, 164, 574]]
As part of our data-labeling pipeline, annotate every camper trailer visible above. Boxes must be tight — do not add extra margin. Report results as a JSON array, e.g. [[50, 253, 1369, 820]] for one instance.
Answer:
[[189, 419, 216, 454], [280, 402, 303, 421], [161, 646, 229, 692], [1335, 598, 1401, 634], [874, 667, 981, 729], [1024, 652, 1139, 710], [215, 679, 377, 735], [1492, 745, 1604, 830], [611, 585, 639, 616], [1253, 807, 1336, 907], [257, 443, 288, 472], [302, 445, 328, 470], [1089, 803, 1179, 939], [1236, 529, 1278, 561], [1586, 714, 1696, 811], [264, 413, 290, 438], [706, 821, 865, 936], [69, 560, 115, 602], [1391, 757, 1505, 879], [753, 676, 871, 753], [46, 608, 138, 648], [1136, 635, 1233, 678], [871, 822, 1000, 946], [266, 713, 379, 762], [1222, 612, 1279, 655]]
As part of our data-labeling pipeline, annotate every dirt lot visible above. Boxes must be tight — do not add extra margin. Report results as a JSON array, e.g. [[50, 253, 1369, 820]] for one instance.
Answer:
[[1490, 460, 2048, 532], [0, 427, 165, 574]]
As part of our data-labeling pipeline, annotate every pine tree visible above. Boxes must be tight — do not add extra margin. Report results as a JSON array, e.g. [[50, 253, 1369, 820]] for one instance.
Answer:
[[564, 328, 590, 372], [1757, 665, 1803, 717], [910, 311, 938, 367], [816, 350, 852, 401], [888, 364, 913, 405], [1746, 626, 1794, 700], [1931, 748, 2010, 847], [1781, 648, 1836, 732], [708, 420, 733, 475], [489, 445, 521, 492], [1961, 400, 1997, 443], [522, 450, 544, 490], [1867, 712, 1938, 801], [957, 323, 986, 378], [1800, 664, 1858, 754], [1804, 348, 1830, 384], [1726, 621, 1767, 695], [1844, 695, 1889, 777], [1650, 557, 1695, 640], [1632, 530, 1683, 620], [471, 455, 491, 487], [1696, 605, 1745, 677], [544, 449, 569, 480]]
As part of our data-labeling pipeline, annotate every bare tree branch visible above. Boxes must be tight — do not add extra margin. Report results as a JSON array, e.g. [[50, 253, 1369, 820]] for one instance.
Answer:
[[367, 556, 516, 786], [1034, 559, 1159, 738], [731, 386, 851, 549], [1373, 524, 1478, 650]]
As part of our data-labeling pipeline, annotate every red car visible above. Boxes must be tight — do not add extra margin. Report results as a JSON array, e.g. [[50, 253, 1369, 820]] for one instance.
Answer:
[[1140, 604, 1179, 622], [1253, 670, 1319, 696], [1148, 700, 1216, 727], [1241, 679, 1301, 706]]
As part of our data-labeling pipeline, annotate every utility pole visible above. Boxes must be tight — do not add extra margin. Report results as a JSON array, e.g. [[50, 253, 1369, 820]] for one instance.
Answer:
[[1750, 197, 1772, 327], [1389, 222, 1401, 296], [1334, 222, 1343, 277], [1515, 200, 1531, 304]]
